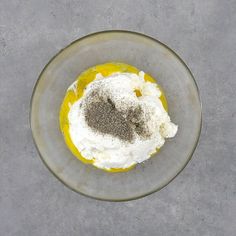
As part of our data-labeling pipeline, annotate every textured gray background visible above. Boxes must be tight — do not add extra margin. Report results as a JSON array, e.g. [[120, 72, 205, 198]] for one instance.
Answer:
[[1, 0, 236, 235]]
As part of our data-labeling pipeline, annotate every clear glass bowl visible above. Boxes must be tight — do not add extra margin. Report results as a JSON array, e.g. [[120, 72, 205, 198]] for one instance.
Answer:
[[30, 31, 202, 201]]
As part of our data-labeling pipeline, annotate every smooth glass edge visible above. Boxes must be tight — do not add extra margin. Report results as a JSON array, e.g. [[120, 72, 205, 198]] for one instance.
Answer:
[[30, 30, 202, 202]]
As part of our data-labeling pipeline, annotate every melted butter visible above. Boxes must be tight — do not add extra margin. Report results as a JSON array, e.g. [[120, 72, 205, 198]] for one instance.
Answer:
[[59, 62, 168, 172]]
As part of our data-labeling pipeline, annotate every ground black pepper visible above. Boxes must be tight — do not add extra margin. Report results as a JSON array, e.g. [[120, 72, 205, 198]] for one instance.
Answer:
[[84, 89, 150, 142]]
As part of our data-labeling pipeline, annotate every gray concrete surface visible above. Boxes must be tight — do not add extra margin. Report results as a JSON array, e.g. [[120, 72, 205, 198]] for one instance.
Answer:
[[0, 0, 236, 235]]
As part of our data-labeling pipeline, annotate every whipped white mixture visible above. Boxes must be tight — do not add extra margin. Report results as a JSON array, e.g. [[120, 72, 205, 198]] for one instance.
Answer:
[[68, 72, 178, 170]]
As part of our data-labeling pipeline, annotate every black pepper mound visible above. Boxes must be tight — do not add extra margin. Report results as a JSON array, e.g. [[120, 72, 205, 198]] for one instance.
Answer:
[[127, 106, 151, 139], [84, 90, 150, 142]]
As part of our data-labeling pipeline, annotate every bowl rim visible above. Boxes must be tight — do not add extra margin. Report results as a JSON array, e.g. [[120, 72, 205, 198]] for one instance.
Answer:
[[30, 30, 202, 202]]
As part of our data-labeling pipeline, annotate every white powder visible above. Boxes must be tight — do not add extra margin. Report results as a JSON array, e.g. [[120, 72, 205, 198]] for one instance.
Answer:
[[68, 72, 178, 170]]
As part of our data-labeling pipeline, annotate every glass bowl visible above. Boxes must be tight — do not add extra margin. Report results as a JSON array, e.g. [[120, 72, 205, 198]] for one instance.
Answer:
[[30, 31, 202, 201]]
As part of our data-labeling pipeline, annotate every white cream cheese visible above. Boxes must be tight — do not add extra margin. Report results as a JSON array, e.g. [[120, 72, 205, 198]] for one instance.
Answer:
[[68, 72, 178, 170]]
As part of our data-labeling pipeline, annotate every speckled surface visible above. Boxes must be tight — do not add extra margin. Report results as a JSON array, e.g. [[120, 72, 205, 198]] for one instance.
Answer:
[[0, 0, 236, 235]]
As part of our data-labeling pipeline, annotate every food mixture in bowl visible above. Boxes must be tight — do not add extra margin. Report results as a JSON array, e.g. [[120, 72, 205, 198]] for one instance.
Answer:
[[60, 62, 178, 172]]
